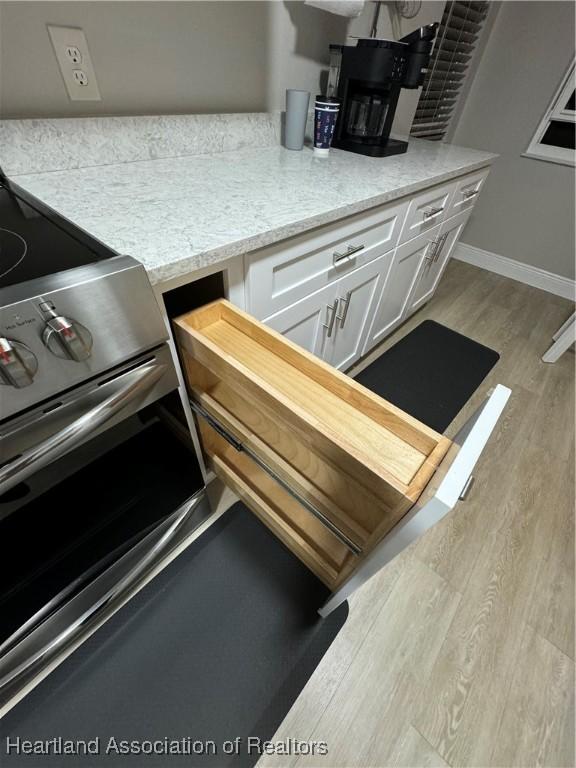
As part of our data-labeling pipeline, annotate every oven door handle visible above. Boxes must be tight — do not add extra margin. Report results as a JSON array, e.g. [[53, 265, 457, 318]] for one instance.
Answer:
[[0, 361, 167, 496], [0, 491, 205, 700]]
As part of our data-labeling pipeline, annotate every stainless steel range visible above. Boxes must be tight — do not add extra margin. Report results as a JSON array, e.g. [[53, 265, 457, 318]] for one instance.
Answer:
[[0, 175, 208, 712]]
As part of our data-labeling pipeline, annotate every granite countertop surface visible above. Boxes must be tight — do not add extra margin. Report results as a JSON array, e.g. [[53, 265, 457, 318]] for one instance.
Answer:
[[12, 140, 496, 287]]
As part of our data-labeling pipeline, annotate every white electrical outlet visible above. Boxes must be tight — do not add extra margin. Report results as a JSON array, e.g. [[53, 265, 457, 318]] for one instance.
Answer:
[[47, 25, 101, 102], [72, 70, 89, 86], [66, 46, 82, 65]]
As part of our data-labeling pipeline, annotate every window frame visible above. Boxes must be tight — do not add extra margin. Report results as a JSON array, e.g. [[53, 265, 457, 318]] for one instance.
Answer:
[[524, 61, 575, 167]]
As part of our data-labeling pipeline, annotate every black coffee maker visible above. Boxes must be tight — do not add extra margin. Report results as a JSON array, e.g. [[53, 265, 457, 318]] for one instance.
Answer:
[[330, 24, 438, 158]]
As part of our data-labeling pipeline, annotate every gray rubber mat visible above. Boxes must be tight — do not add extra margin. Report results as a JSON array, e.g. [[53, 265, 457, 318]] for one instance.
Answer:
[[0, 504, 348, 767]]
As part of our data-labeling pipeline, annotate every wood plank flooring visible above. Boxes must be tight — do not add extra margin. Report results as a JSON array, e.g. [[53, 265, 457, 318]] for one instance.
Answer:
[[259, 261, 575, 768]]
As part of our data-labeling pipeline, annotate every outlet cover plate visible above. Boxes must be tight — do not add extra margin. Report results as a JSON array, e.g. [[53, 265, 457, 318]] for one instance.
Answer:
[[47, 25, 101, 102]]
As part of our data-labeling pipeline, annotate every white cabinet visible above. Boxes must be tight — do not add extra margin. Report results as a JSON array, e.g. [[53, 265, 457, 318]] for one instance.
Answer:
[[246, 198, 409, 320], [264, 250, 393, 371], [363, 227, 440, 352], [407, 208, 472, 315], [250, 166, 490, 368]]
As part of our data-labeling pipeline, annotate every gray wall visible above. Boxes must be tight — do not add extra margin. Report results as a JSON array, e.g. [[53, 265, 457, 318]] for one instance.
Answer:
[[267, 2, 348, 111], [0, 0, 443, 136], [0, 2, 270, 117], [452, 0, 575, 280], [0, 0, 349, 119]]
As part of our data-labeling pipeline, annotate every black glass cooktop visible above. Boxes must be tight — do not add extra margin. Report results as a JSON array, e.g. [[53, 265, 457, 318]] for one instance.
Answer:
[[0, 182, 110, 291]]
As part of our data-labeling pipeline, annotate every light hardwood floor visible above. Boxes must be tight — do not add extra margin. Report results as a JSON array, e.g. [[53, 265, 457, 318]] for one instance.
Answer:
[[259, 261, 575, 768]]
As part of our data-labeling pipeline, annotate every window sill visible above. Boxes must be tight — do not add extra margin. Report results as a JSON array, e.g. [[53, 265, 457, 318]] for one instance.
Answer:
[[522, 149, 575, 167]]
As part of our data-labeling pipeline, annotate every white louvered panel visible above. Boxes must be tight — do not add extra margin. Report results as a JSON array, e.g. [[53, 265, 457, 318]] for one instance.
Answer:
[[410, 1, 489, 142]]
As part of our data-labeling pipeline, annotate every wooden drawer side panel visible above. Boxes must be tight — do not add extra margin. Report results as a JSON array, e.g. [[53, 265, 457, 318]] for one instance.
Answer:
[[184, 358, 415, 542], [201, 422, 354, 588], [220, 301, 442, 458], [180, 347, 408, 517]]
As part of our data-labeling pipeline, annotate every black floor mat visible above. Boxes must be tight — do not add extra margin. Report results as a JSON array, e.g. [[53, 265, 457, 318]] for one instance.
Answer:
[[355, 320, 500, 432], [0, 504, 347, 768]]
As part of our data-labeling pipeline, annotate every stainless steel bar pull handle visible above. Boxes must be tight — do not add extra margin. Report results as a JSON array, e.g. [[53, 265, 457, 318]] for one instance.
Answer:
[[459, 475, 475, 500], [434, 233, 449, 261], [423, 206, 444, 220], [337, 291, 352, 328], [434, 232, 448, 261], [426, 239, 439, 262], [333, 243, 365, 264], [323, 301, 338, 337], [0, 361, 166, 495], [462, 189, 479, 199]]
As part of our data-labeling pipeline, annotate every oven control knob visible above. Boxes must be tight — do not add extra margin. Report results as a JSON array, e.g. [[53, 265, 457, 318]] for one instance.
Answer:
[[0, 338, 38, 388], [42, 316, 93, 362]]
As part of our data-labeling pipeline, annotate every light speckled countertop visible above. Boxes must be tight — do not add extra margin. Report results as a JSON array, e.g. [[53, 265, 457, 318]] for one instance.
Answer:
[[12, 140, 496, 288]]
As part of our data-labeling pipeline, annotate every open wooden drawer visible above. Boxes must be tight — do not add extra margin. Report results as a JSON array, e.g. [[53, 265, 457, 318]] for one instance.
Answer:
[[175, 300, 510, 611]]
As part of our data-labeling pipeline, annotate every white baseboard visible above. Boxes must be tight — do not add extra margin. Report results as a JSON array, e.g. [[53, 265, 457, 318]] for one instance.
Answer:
[[454, 243, 575, 301]]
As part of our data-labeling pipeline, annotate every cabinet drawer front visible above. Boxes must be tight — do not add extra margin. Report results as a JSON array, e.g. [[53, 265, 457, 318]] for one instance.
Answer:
[[448, 168, 490, 217], [246, 199, 409, 319], [398, 181, 456, 243], [175, 300, 451, 588]]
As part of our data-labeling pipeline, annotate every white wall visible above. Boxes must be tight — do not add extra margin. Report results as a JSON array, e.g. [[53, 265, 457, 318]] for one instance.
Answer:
[[451, 0, 575, 280]]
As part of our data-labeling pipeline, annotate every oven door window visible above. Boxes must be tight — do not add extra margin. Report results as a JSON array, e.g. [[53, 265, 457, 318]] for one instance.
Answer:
[[0, 417, 203, 653]]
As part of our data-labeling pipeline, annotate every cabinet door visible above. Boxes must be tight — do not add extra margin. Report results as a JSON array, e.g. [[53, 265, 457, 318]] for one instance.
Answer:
[[328, 251, 392, 370], [262, 282, 337, 361], [408, 208, 471, 314], [363, 227, 440, 354]]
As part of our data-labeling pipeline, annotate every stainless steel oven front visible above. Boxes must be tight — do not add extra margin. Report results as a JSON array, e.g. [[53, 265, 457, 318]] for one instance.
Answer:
[[0, 345, 210, 713], [0, 210, 209, 712]]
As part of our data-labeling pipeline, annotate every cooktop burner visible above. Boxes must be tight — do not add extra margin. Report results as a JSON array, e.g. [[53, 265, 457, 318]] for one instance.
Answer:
[[0, 228, 28, 282], [0, 182, 108, 291]]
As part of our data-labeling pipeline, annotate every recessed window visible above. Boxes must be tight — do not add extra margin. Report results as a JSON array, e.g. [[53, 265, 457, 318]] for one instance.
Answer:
[[540, 121, 575, 150], [525, 62, 575, 166]]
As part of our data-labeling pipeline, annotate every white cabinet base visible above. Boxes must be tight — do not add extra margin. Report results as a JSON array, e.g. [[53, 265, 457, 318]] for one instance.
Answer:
[[249, 168, 491, 366]]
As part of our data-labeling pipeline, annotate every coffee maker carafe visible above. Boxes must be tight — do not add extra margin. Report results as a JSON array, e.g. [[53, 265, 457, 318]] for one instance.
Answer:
[[330, 24, 438, 158]]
